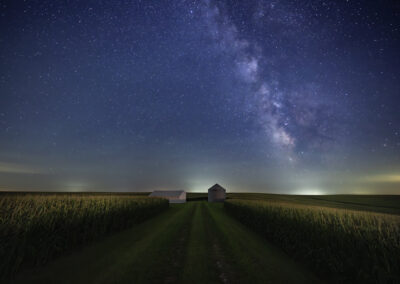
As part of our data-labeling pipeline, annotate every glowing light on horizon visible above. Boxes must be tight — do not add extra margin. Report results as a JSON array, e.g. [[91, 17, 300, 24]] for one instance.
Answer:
[[64, 181, 88, 192], [187, 178, 222, 192], [295, 188, 325, 195]]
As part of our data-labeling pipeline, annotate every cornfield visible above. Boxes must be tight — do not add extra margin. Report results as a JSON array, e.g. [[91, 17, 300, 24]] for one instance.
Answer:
[[225, 199, 400, 283], [0, 193, 169, 279]]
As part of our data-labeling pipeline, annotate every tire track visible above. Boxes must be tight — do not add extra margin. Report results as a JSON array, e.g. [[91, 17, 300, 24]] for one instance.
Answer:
[[201, 202, 237, 284]]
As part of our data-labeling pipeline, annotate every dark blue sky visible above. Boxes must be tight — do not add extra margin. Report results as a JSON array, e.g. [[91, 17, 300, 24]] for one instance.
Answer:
[[1, 0, 399, 193]]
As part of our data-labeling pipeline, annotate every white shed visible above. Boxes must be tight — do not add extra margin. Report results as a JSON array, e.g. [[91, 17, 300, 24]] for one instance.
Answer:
[[149, 190, 186, 203]]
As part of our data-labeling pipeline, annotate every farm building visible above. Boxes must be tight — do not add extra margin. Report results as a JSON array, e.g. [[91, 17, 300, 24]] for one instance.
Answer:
[[208, 184, 226, 202], [149, 190, 186, 203]]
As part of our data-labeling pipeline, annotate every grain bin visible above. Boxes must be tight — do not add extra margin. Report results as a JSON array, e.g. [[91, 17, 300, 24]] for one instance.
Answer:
[[208, 184, 226, 202]]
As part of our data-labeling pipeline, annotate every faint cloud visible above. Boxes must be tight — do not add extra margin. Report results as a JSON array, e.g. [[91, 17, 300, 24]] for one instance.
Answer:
[[361, 174, 400, 183], [0, 162, 45, 174]]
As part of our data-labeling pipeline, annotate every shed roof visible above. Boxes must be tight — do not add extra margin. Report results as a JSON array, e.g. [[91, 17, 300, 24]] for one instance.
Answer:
[[208, 184, 226, 191], [149, 190, 185, 198]]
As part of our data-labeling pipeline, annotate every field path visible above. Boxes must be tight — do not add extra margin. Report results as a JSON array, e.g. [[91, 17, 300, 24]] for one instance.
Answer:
[[13, 201, 320, 284]]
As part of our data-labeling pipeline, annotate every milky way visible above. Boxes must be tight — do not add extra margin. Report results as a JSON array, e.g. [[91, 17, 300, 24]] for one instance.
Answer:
[[199, 0, 343, 162], [0, 1, 399, 193]]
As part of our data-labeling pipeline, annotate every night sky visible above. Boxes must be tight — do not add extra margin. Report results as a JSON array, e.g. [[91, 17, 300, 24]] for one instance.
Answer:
[[1, 1, 400, 194]]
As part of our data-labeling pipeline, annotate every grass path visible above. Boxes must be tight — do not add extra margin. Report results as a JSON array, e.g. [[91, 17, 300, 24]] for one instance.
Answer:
[[13, 202, 320, 284]]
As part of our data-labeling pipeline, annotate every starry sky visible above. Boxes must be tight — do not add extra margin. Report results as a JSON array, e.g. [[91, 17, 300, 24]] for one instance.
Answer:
[[1, 0, 400, 194]]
